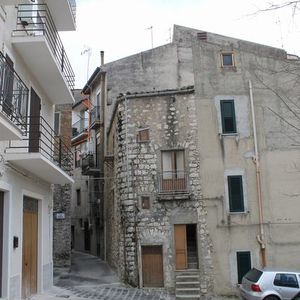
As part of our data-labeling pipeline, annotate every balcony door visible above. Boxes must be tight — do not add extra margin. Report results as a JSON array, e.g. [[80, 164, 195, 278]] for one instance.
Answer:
[[29, 88, 41, 153], [161, 150, 185, 191], [2, 54, 14, 117]]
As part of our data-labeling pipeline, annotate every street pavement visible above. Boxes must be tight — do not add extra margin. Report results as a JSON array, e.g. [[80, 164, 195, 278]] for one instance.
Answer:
[[31, 251, 175, 300]]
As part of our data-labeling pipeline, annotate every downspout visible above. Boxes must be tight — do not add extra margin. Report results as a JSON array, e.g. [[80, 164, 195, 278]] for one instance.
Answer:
[[249, 80, 266, 267]]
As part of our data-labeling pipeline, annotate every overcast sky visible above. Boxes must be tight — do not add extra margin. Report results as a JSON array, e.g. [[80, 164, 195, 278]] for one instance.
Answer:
[[60, 0, 300, 88]]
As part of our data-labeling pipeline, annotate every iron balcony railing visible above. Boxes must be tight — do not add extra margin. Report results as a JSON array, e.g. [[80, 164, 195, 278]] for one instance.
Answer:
[[81, 152, 101, 176], [0, 52, 28, 133], [7, 116, 73, 175], [158, 171, 189, 193], [72, 118, 88, 139], [90, 106, 100, 126], [13, 4, 75, 91]]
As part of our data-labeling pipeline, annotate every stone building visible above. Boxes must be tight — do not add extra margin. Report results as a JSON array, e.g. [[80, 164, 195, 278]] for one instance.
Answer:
[[53, 104, 73, 268], [71, 87, 104, 257], [0, 0, 76, 298], [84, 25, 300, 298]]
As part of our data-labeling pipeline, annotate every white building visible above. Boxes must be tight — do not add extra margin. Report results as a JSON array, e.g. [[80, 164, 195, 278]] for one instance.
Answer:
[[0, 0, 75, 298]]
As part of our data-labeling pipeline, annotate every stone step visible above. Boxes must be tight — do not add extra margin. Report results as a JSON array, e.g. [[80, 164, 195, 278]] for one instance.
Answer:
[[176, 287, 201, 296], [176, 296, 201, 300], [176, 281, 200, 289], [176, 275, 200, 283]]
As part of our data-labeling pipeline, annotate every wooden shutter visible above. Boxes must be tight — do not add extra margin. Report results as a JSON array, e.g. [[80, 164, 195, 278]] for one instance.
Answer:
[[237, 251, 251, 284], [228, 175, 244, 212]]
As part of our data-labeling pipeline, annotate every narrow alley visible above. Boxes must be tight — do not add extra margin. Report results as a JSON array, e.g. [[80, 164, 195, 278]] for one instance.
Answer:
[[31, 251, 175, 300]]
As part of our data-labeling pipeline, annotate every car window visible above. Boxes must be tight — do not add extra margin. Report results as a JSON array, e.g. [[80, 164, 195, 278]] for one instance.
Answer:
[[244, 268, 263, 282], [274, 273, 299, 288]]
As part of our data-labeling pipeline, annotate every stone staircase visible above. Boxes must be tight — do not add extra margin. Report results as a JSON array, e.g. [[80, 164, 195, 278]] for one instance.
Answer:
[[175, 270, 201, 300], [187, 247, 198, 269]]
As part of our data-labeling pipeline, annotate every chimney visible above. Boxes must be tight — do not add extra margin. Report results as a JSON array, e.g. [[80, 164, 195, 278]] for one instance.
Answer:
[[100, 51, 104, 66]]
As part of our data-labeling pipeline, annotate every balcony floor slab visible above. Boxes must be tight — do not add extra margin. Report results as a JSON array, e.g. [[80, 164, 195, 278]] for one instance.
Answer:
[[5, 152, 74, 184], [0, 112, 23, 140]]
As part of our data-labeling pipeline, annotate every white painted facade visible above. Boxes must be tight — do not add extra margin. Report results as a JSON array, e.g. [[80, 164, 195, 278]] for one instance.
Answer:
[[0, 1, 75, 298]]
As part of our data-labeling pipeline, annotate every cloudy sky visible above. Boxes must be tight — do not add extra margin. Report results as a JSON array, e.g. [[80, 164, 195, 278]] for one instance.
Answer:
[[60, 0, 300, 88]]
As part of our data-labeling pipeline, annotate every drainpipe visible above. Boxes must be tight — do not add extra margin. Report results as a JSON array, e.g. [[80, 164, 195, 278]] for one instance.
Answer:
[[249, 80, 266, 267]]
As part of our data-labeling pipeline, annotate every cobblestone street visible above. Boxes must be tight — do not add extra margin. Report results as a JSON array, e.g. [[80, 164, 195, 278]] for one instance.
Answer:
[[32, 251, 175, 300]]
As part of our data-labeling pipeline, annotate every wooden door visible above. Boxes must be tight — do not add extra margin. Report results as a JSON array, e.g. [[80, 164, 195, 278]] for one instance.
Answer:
[[0, 192, 3, 297], [174, 224, 187, 270], [142, 246, 164, 287], [22, 197, 38, 299], [29, 88, 41, 153]]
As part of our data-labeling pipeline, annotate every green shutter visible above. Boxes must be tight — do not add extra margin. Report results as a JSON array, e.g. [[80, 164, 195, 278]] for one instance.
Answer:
[[228, 175, 244, 212], [237, 251, 251, 284], [220, 100, 237, 133]]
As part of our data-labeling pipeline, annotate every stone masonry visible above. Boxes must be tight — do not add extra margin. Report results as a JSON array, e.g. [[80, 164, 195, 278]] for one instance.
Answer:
[[53, 104, 73, 267], [105, 88, 214, 293]]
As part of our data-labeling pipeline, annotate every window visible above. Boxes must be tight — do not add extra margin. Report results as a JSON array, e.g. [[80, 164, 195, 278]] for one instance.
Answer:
[[236, 251, 251, 284], [161, 150, 186, 192], [137, 128, 150, 142], [76, 189, 81, 206], [54, 112, 60, 135], [221, 53, 234, 67], [74, 146, 81, 168], [220, 100, 237, 134], [141, 196, 150, 209], [228, 175, 244, 212], [274, 274, 299, 288]]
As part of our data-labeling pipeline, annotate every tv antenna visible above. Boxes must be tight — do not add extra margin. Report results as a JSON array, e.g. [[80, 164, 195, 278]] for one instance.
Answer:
[[81, 46, 92, 81]]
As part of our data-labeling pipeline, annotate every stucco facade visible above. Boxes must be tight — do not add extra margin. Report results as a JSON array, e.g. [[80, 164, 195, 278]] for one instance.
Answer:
[[0, 1, 75, 299], [82, 24, 300, 297]]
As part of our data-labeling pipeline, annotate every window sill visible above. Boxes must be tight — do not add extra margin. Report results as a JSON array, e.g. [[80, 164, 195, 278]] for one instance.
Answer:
[[228, 211, 249, 215]]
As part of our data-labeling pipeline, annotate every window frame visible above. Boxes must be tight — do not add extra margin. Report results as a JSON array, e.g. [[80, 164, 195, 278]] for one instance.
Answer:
[[220, 99, 237, 134], [221, 52, 235, 67], [140, 195, 151, 210], [137, 127, 150, 143], [161, 149, 185, 179]]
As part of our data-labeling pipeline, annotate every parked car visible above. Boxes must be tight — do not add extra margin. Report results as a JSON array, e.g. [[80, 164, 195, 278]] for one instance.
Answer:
[[292, 292, 300, 300], [239, 267, 300, 300]]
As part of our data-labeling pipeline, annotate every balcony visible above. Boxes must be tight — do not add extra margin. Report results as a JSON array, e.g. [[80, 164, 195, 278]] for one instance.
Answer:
[[90, 106, 101, 130], [0, 0, 31, 4], [11, 4, 75, 104], [44, 0, 76, 31], [157, 172, 190, 200], [81, 152, 101, 176], [72, 118, 88, 143], [0, 52, 28, 140], [5, 116, 74, 184]]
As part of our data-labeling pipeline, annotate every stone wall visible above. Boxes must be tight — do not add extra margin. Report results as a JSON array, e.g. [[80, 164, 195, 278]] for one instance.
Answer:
[[53, 104, 72, 267], [105, 90, 214, 292]]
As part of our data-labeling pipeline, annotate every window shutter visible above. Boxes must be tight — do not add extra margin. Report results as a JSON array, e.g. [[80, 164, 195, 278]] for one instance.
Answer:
[[228, 175, 244, 212], [220, 100, 236, 133]]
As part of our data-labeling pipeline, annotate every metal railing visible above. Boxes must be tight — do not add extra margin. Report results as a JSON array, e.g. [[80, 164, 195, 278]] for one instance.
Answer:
[[0, 52, 28, 133], [13, 4, 75, 91], [90, 106, 100, 126], [158, 172, 189, 193], [7, 116, 73, 175], [82, 152, 98, 169], [72, 118, 88, 138]]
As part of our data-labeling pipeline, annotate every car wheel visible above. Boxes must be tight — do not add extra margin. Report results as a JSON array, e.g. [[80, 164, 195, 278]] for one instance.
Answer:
[[264, 296, 280, 300]]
